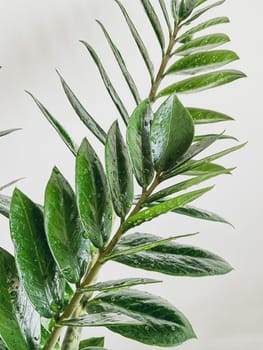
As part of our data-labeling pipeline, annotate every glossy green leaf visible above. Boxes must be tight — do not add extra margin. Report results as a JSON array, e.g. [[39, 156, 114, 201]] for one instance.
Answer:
[[127, 100, 154, 189], [80, 41, 129, 125], [79, 338, 105, 349], [114, 0, 154, 83], [59, 312, 142, 327], [27, 92, 78, 156], [79, 278, 161, 293], [184, 162, 229, 176], [172, 205, 232, 225], [174, 33, 230, 56], [174, 0, 200, 20], [184, 0, 226, 25], [122, 186, 212, 232], [188, 107, 234, 124], [140, 0, 165, 52], [57, 71, 106, 144], [10, 189, 65, 318], [0, 128, 21, 137], [87, 288, 196, 347], [105, 121, 134, 219], [177, 17, 230, 42], [114, 233, 233, 276], [195, 0, 207, 7], [76, 138, 112, 249], [158, 0, 172, 34], [0, 194, 11, 218], [44, 167, 90, 283], [159, 70, 246, 96], [147, 167, 233, 204], [97, 21, 141, 105], [150, 94, 194, 172], [0, 248, 40, 350], [166, 50, 239, 75]]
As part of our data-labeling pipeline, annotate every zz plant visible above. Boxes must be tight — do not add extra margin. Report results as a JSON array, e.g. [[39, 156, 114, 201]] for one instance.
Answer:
[[0, 1, 246, 350]]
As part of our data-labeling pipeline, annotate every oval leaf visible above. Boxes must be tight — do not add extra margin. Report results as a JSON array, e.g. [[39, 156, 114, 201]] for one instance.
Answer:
[[150, 94, 194, 172], [158, 69, 246, 96], [10, 189, 65, 318], [127, 100, 154, 189], [44, 167, 90, 283], [87, 288, 196, 347], [166, 50, 239, 75], [76, 138, 112, 249], [105, 121, 134, 219], [188, 107, 234, 124], [0, 248, 40, 350], [114, 233, 233, 276]]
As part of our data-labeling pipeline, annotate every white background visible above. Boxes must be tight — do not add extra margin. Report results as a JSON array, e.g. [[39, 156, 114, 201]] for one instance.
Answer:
[[0, 1, 262, 349]]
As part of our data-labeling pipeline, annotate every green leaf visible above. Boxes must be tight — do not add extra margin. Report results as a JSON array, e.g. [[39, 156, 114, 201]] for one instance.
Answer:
[[184, 162, 229, 176], [0, 248, 40, 350], [80, 41, 129, 125], [114, 0, 154, 83], [79, 278, 161, 293], [87, 288, 196, 347], [172, 205, 232, 225], [150, 94, 194, 172], [44, 167, 90, 283], [122, 186, 213, 232], [0, 194, 11, 218], [174, 33, 230, 56], [159, 69, 246, 96], [59, 312, 142, 327], [184, 0, 226, 25], [158, 0, 172, 35], [188, 107, 234, 124], [146, 167, 233, 204], [195, 0, 207, 7], [193, 134, 238, 142], [79, 338, 105, 349], [57, 71, 107, 144], [0, 178, 24, 192], [80, 348, 106, 350], [97, 21, 141, 105], [174, 0, 200, 20], [127, 100, 154, 189], [114, 233, 233, 276], [177, 16, 230, 42], [140, 0, 165, 52], [105, 121, 134, 219], [10, 189, 65, 318], [26, 92, 78, 156], [76, 138, 112, 249], [0, 128, 21, 137], [0, 338, 8, 350], [166, 50, 239, 75]]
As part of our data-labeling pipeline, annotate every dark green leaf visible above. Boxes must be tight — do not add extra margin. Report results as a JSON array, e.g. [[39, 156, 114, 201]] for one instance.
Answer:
[[127, 100, 154, 189], [0, 178, 24, 192], [76, 138, 112, 249], [140, 0, 165, 52], [79, 337, 105, 349], [159, 69, 246, 96], [158, 0, 172, 35], [166, 50, 239, 75], [88, 288, 196, 347], [44, 167, 90, 283], [114, 0, 154, 83], [80, 41, 129, 125], [122, 186, 213, 232], [114, 233, 233, 276], [174, 0, 200, 20], [172, 205, 232, 225], [26, 91, 78, 156], [150, 94, 194, 172], [184, 0, 226, 25], [177, 17, 230, 42], [0, 129, 21, 137], [0, 248, 40, 350], [59, 312, 142, 327], [105, 121, 134, 218], [79, 278, 161, 293], [147, 167, 233, 204], [174, 33, 230, 56], [0, 194, 11, 218], [188, 107, 234, 124], [10, 189, 65, 318], [57, 71, 106, 144], [97, 21, 141, 105]]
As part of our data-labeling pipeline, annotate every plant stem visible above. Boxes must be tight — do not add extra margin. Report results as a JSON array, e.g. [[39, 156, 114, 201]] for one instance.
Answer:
[[44, 20, 180, 350]]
